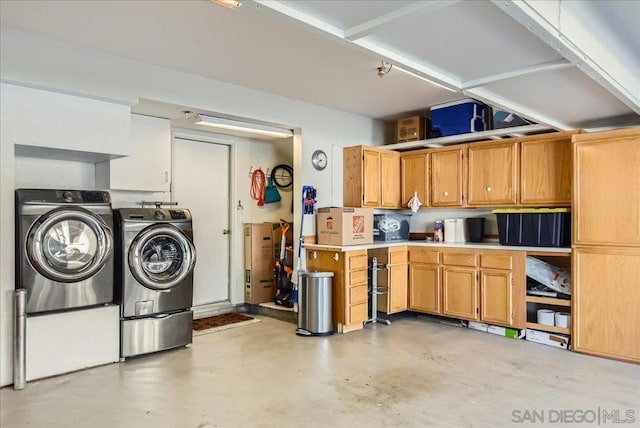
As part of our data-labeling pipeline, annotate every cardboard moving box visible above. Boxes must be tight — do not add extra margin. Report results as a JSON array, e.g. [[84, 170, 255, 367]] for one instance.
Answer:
[[244, 223, 276, 304], [316, 207, 373, 246]]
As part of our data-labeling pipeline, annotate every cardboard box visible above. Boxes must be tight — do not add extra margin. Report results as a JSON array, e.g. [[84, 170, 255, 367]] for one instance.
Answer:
[[396, 115, 430, 143], [467, 321, 489, 332], [316, 207, 373, 246], [487, 325, 524, 339], [244, 223, 276, 303], [525, 329, 570, 350], [244, 267, 275, 304]]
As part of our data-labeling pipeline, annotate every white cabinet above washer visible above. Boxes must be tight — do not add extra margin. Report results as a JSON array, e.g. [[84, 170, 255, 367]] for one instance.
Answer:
[[95, 114, 171, 192], [1, 83, 132, 162]]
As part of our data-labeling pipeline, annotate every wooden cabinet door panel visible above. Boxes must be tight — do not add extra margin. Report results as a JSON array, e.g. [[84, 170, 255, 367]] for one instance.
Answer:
[[574, 134, 640, 246], [520, 137, 571, 205], [349, 285, 368, 305], [468, 142, 518, 205], [442, 266, 478, 320], [363, 150, 381, 207], [348, 302, 368, 326], [431, 148, 464, 206], [573, 248, 640, 363], [442, 251, 478, 267], [388, 264, 408, 313], [401, 153, 429, 208], [409, 247, 440, 264], [409, 264, 440, 313], [380, 151, 400, 208], [480, 269, 513, 326]]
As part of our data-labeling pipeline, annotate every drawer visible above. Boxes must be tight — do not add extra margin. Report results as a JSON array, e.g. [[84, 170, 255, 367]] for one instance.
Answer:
[[349, 269, 368, 286], [348, 302, 368, 325], [409, 248, 440, 264], [349, 285, 368, 304], [480, 252, 513, 270], [389, 248, 408, 264], [349, 254, 368, 270], [443, 251, 478, 267]]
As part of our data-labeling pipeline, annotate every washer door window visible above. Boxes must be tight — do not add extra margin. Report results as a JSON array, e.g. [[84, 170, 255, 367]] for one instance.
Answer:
[[129, 225, 196, 290], [27, 208, 113, 283]]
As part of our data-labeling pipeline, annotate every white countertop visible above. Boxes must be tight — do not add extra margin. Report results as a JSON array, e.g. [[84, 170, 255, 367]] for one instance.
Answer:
[[303, 241, 571, 253]]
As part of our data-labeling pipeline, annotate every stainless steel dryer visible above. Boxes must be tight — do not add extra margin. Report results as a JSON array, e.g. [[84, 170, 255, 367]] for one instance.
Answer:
[[115, 207, 196, 359], [15, 189, 114, 314]]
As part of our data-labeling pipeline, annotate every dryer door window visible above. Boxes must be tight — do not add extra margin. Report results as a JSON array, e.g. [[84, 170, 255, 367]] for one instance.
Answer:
[[129, 225, 196, 290], [27, 208, 113, 282]]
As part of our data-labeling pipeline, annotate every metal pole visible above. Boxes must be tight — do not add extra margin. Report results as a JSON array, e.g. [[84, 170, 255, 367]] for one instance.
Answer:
[[364, 257, 391, 326], [14, 289, 27, 390]]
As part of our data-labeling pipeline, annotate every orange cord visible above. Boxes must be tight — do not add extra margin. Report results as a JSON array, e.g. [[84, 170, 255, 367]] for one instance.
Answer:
[[250, 169, 266, 206]]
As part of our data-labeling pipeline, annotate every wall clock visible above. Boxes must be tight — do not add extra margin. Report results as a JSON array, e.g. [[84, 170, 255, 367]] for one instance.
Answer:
[[311, 150, 328, 171]]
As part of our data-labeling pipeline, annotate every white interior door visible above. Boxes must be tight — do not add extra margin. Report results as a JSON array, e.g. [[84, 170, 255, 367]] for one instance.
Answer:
[[173, 137, 230, 305]]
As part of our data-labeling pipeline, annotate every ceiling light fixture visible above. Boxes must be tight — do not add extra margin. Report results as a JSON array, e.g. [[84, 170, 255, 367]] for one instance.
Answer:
[[211, 0, 242, 9], [194, 114, 293, 138], [393, 65, 457, 92], [377, 61, 392, 78]]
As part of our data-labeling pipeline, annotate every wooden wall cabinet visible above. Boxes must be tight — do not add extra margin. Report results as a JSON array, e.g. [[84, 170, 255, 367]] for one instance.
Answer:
[[371, 246, 408, 314], [572, 128, 640, 363], [519, 132, 575, 206], [401, 150, 429, 209], [343, 146, 400, 208], [467, 141, 518, 206], [430, 145, 466, 207], [306, 249, 368, 333]]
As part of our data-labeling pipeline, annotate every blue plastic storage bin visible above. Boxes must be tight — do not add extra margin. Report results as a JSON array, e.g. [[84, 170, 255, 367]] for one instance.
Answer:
[[431, 98, 487, 137]]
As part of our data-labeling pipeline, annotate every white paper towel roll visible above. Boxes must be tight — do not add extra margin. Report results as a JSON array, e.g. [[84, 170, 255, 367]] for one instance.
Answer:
[[455, 218, 466, 242], [555, 312, 571, 328], [444, 219, 456, 243], [537, 309, 555, 326]]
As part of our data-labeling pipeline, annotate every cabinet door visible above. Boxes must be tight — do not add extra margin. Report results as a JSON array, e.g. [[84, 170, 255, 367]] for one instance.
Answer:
[[380, 151, 400, 208], [362, 149, 381, 207], [307, 249, 347, 332], [387, 263, 408, 313], [520, 136, 571, 206], [401, 152, 428, 208], [468, 141, 518, 206], [480, 269, 513, 326], [442, 266, 478, 320], [431, 147, 464, 206], [574, 131, 640, 247], [573, 247, 640, 363], [97, 114, 171, 192], [409, 264, 440, 313]]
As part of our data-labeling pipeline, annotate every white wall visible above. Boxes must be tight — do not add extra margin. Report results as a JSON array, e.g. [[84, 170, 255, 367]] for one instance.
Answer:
[[0, 27, 385, 386], [14, 157, 95, 189]]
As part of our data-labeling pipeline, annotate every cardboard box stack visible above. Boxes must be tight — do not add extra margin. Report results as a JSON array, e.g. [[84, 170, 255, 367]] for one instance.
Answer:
[[396, 115, 429, 143], [316, 207, 373, 246], [243, 223, 276, 304]]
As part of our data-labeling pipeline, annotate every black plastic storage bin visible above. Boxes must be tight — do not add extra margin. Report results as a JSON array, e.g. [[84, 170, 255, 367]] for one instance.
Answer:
[[493, 209, 571, 247]]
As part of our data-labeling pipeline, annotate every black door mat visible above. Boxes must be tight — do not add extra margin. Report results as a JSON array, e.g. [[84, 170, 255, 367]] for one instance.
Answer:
[[193, 313, 255, 331]]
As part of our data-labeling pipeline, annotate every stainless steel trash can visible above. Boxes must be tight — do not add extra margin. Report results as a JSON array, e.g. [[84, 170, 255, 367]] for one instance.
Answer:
[[296, 271, 334, 336]]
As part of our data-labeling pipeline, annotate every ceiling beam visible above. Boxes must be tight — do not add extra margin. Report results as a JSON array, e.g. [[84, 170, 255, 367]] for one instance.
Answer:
[[344, 1, 461, 41], [462, 59, 574, 90], [492, 0, 640, 114], [250, 0, 344, 39]]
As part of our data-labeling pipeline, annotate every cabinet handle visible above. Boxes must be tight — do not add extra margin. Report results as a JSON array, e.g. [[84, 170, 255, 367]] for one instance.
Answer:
[[486, 186, 492, 192], [443, 191, 449, 196], [164, 171, 169, 183]]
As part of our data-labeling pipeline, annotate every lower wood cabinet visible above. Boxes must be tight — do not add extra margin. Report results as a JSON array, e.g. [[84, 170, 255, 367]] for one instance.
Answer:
[[408, 246, 525, 328]]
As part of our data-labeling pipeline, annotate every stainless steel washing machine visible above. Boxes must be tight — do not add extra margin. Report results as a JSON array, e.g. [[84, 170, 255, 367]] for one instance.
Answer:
[[115, 207, 196, 359], [15, 189, 114, 314]]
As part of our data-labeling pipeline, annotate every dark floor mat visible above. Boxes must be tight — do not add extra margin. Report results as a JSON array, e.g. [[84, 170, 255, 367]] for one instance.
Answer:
[[192, 313, 254, 331]]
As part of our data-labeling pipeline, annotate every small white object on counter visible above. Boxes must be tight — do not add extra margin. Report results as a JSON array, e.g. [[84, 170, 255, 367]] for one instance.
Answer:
[[455, 218, 466, 242], [444, 219, 457, 243]]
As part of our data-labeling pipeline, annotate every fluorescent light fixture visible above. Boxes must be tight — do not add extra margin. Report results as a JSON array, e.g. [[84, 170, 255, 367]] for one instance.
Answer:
[[211, 0, 242, 9], [195, 114, 293, 138], [393, 65, 457, 92]]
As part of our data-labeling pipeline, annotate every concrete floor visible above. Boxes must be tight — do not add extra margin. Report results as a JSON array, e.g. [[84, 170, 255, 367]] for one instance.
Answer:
[[2, 315, 639, 428]]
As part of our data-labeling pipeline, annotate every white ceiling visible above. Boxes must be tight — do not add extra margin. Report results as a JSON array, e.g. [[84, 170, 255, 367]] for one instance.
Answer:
[[1, 0, 638, 131]]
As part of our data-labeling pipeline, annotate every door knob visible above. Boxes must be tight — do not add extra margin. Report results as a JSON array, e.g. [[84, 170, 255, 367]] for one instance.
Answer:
[[223, 229, 230, 235]]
